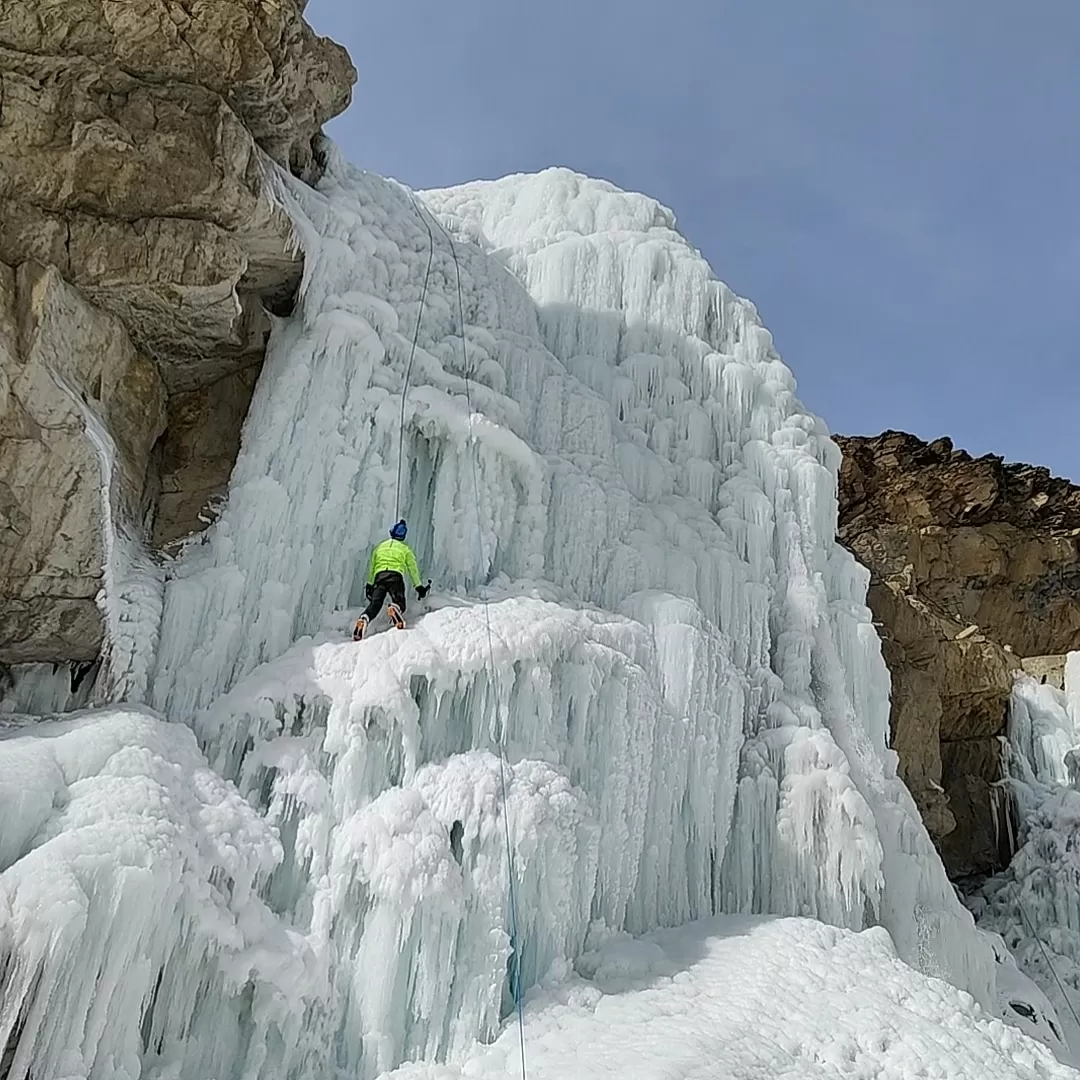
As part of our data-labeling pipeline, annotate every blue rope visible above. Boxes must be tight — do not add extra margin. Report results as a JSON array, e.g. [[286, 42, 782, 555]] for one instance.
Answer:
[[404, 193, 528, 1078]]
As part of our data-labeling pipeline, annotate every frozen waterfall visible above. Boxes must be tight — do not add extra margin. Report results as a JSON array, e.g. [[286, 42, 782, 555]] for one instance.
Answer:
[[969, 658, 1080, 1051], [0, 146, 1022, 1079]]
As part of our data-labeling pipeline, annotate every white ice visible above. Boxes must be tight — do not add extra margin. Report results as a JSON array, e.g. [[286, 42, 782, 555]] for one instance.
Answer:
[[0, 661, 99, 718], [970, 661, 1080, 1053], [385, 915, 1079, 1080], [0, 147, 1058, 1078], [0, 708, 299, 1080], [37, 360, 163, 707]]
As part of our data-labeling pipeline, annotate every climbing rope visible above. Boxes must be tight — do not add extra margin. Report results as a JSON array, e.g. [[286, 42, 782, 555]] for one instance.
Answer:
[[396, 192, 436, 521], [1011, 880, 1080, 1034], [403, 194, 529, 1079]]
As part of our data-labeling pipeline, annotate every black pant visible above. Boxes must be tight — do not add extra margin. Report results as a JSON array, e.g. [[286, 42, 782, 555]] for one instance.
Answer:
[[363, 570, 407, 621]]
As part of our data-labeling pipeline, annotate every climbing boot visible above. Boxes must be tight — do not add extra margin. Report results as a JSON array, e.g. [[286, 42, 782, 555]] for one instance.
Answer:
[[387, 604, 406, 631], [353, 615, 369, 641]]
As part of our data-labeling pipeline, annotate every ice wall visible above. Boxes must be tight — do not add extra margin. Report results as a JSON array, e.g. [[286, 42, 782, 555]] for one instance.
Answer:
[[970, 662, 1080, 1048], [40, 362, 164, 707], [0, 660, 100, 717], [0, 147, 999, 1079]]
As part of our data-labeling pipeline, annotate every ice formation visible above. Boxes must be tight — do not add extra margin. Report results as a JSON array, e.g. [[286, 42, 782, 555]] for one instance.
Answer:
[[0, 145, 1061, 1078], [970, 659, 1080, 1050], [0, 661, 99, 718], [28, 358, 164, 708], [384, 915, 1079, 1080]]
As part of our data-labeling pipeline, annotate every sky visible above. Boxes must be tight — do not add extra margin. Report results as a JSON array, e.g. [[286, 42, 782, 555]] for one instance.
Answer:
[[307, 0, 1079, 481]]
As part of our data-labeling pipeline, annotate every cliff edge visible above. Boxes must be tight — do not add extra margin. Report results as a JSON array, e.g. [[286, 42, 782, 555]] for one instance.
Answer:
[[836, 430, 1080, 876]]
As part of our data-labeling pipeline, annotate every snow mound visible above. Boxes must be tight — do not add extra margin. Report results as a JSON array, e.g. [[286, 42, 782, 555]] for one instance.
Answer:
[[387, 915, 1077, 1080]]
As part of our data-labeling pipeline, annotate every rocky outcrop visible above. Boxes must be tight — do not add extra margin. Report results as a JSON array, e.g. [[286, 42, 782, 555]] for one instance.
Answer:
[[837, 431, 1080, 877], [0, 1, 353, 178], [154, 364, 260, 547], [0, 1, 356, 669], [1, 262, 165, 663], [0, 1, 356, 387]]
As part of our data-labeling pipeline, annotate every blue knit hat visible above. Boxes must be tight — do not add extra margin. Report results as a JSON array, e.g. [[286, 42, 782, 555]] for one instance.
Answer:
[[390, 520, 407, 540]]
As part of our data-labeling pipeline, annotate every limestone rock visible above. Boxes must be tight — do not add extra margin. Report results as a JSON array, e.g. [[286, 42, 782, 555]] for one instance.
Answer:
[[0, 0, 355, 177], [836, 430, 1080, 877], [0, 46, 308, 388], [154, 363, 261, 546], [839, 432, 1080, 654], [0, 0, 356, 670], [1, 262, 166, 664], [0, 0, 357, 384], [1020, 654, 1067, 691]]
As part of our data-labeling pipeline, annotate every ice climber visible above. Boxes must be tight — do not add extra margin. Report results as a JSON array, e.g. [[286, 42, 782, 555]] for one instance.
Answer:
[[353, 520, 430, 640]]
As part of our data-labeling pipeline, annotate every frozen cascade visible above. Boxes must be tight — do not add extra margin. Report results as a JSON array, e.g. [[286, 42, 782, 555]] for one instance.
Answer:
[[4, 351, 164, 712], [0, 661, 100, 718], [0, 146, 1028, 1079], [970, 658, 1080, 1051]]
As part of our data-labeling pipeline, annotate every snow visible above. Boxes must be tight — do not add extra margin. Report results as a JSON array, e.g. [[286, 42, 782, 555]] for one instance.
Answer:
[[969, 662, 1080, 1052], [385, 916, 1078, 1080], [0, 146, 1068, 1077]]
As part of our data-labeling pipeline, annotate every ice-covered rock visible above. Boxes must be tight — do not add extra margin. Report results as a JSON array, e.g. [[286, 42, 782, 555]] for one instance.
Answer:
[[0, 150, 1046, 1078], [0, 0, 357, 681]]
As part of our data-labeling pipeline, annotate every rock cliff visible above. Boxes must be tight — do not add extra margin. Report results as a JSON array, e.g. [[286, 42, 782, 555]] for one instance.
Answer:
[[0, 1, 356, 671], [836, 430, 1080, 877]]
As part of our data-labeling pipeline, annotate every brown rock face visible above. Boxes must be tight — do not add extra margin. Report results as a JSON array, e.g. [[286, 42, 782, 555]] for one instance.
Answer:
[[0, 1, 356, 671], [0, 0, 354, 178], [836, 430, 1080, 877], [154, 364, 261, 547], [0, 0, 356, 386], [1, 263, 166, 664]]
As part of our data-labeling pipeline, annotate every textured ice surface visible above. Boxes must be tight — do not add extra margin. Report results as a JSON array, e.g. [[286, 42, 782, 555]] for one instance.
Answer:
[[385, 916, 1079, 1080], [0, 148, 1048, 1078], [0, 661, 99, 717], [971, 662, 1080, 1052], [0, 709, 298, 1080], [42, 365, 163, 706]]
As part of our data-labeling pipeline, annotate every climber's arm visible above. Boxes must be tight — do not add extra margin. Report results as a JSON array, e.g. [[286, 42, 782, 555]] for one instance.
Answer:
[[406, 547, 422, 589]]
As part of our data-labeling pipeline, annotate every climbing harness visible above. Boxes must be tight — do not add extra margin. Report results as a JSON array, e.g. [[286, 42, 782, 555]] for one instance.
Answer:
[[401, 191, 529, 1080], [396, 193, 436, 521]]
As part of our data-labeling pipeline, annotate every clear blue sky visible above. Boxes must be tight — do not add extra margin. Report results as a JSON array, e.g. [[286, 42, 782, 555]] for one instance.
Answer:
[[307, 0, 1079, 481]]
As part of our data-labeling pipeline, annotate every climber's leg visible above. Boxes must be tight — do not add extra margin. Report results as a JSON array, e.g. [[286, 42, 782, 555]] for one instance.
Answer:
[[385, 572, 408, 630], [361, 576, 391, 622]]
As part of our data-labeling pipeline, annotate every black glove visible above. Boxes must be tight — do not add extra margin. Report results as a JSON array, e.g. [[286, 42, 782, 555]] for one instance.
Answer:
[[364, 583, 373, 599], [417, 580, 431, 600]]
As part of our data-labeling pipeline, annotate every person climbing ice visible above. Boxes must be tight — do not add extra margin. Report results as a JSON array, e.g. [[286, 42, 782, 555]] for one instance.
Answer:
[[353, 520, 431, 640]]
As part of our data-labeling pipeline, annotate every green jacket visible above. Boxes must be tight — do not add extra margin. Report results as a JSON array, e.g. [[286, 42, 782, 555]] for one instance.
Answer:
[[367, 538, 422, 588]]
